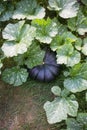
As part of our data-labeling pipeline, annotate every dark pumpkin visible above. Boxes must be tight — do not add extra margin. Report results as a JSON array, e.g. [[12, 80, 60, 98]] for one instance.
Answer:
[[29, 49, 60, 82]]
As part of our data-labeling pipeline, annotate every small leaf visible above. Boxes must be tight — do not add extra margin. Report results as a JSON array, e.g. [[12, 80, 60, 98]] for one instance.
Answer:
[[32, 18, 58, 44], [48, 0, 79, 18], [13, 0, 45, 20], [2, 67, 28, 86], [51, 86, 61, 96]]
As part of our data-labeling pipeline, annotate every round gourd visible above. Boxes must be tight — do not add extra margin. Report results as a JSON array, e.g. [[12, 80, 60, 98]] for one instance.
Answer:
[[29, 49, 60, 82]]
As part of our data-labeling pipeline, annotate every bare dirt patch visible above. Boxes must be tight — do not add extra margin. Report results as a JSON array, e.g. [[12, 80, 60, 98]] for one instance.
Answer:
[[0, 80, 60, 130]]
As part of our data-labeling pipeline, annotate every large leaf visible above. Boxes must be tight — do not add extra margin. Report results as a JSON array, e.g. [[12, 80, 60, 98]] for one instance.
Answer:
[[2, 67, 28, 86], [56, 43, 80, 66], [64, 63, 87, 93], [13, 0, 45, 20], [48, 0, 79, 18], [24, 42, 45, 68], [44, 97, 78, 124], [68, 11, 87, 35], [82, 38, 87, 55], [44, 86, 78, 124], [50, 31, 77, 51], [32, 18, 58, 44], [1, 21, 36, 57]]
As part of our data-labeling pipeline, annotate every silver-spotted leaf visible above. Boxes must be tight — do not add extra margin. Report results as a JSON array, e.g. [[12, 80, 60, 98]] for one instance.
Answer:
[[2, 67, 28, 86]]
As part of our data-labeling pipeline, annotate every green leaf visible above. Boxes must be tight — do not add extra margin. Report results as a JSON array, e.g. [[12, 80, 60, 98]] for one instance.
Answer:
[[51, 86, 61, 96], [66, 118, 83, 130], [82, 38, 87, 55], [2, 67, 28, 86], [25, 42, 45, 68], [50, 35, 64, 51], [75, 38, 82, 51], [64, 63, 87, 93], [50, 31, 77, 51], [14, 54, 25, 66], [13, 0, 45, 20], [56, 43, 81, 66], [68, 11, 87, 35], [0, 4, 4, 15], [77, 113, 87, 125], [81, 0, 87, 5], [0, 4, 14, 21], [32, 18, 58, 44], [1, 21, 36, 57], [86, 92, 87, 102], [44, 96, 78, 124], [48, 0, 79, 18]]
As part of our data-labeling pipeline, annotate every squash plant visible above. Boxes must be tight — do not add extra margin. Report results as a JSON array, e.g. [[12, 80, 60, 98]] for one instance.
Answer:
[[0, 0, 87, 129]]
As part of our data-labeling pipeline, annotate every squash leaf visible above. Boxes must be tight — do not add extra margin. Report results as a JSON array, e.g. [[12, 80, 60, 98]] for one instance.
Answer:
[[82, 38, 87, 56], [48, 0, 79, 18], [66, 113, 87, 130], [64, 63, 87, 93], [0, 4, 4, 15], [44, 86, 78, 124], [66, 118, 83, 130], [50, 31, 77, 51], [1, 21, 36, 57], [0, 3, 14, 21], [68, 10, 87, 35], [32, 18, 58, 44], [56, 43, 81, 66], [77, 113, 87, 126], [2, 66, 28, 86], [24, 42, 45, 68], [51, 86, 61, 96], [86, 92, 87, 102], [13, 0, 45, 20]]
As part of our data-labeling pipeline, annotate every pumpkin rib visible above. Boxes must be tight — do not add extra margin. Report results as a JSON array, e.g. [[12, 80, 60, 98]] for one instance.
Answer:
[[29, 66, 40, 79], [44, 64, 55, 82], [46, 64, 59, 76], [36, 65, 45, 81]]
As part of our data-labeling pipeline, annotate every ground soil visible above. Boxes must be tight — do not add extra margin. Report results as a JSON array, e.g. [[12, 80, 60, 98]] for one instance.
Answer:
[[0, 80, 63, 130]]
